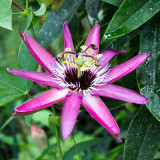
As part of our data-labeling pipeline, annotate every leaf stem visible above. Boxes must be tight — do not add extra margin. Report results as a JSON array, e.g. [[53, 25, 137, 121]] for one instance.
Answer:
[[51, 106, 63, 160], [71, 134, 82, 160]]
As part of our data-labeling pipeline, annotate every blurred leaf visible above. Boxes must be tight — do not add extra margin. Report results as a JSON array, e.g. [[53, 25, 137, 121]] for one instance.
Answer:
[[0, 67, 28, 106], [0, 0, 12, 30], [36, 144, 56, 160], [25, 8, 33, 29], [101, 0, 160, 43], [39, 0, 82, 47], [137, 16, 160, 120], [0, 133, 13, 145], [154, 152, 160, 159], [18, 28, 39, 91], [124, 106, 160, 160], [0, 116, 14, 131], [32, 109, 52, 126], [86, 0, 99, 20], [34, 3, 46, 16], [102, 0, 123, 7], [51, 0, 65, 10], [25, 114, 33, 127], [49, 114, 61, 132], [63, 137, 110, 160]]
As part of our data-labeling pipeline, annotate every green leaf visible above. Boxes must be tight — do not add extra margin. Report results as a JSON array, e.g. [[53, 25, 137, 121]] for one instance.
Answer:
[[124, 107, 160, 160], [18, 28, 39, 91], [39, 0, 82, 47], [137, 16, 160, 120], [34, 3, 46, 17], [63, 137, 110, 160], [0, 67, 28, 106], [25, 115, 32, 127], [25, 8, 33, 29], [101, 0, 160, 43], [0, 0, 12, 30], [49, 114, 61, 132], [32, 109, 52, 127], [36, 144, 55, 160], [102, 0, 124, 7], [86, 0, 99, 20]]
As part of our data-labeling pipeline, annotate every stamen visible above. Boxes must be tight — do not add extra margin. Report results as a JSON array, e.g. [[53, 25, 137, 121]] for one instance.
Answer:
[[82, 44, 98, 53], [57, 51, 78, 59], [83, 54, 101, 67]]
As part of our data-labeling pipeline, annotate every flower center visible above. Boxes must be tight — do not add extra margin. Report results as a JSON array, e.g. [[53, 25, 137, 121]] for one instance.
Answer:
[[64, 68, 96, 92], [57, 45, 102, 79]]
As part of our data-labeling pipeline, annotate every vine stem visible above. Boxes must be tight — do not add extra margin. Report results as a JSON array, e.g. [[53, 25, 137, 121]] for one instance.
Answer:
[[51, 106, 63, 160], [71, 134, 82, 160]]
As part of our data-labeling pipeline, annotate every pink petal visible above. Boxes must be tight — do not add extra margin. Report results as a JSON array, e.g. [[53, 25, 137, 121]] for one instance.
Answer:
[[106, 53, 148, 83], [63, 22, 74, 52], [24, 33, 55, 73], [92, 84, 148, 104], [99, 49, 126, 70], [61, 92, 82, 139], [12, 88, 68, 116], [7, 68, 63, 89], [84, 24, 100, 56], [82, 96, 120, 135]]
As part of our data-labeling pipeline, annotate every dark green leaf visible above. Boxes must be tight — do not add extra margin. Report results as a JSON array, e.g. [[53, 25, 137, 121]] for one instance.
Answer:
[[124, 106, 160, 160], [0, 0, 12, 30], [39, 0, 82, 47], [0, 67, 28, 106], [63, 137, 110, 160], [34, 3, 46, 17], [137, 16, 160, 120], [102, 0, 123, 7], [101, 0, 160, 43], [86, 0, 99, 20], [18, 28, 39, 91]]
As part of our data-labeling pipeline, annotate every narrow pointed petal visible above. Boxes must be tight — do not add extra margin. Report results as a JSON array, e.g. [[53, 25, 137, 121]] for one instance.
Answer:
[[61, 92, 82, 139], [63, 22, 74, 52], [106, 53, 148, 83], [7, 68, 62, 89], [24, 33, 55, 73], [99, 49, 126, 70], [92, 84, 148, 104], [84, 24, 100, 56], [82, 96, 120, 134], [12, 88, 68, 116]]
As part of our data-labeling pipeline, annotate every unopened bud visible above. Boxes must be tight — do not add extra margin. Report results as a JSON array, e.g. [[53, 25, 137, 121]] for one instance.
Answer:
[[31, 124, 48, 150], [94, 60, 101, 67], [91, 44, 98, 50]]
